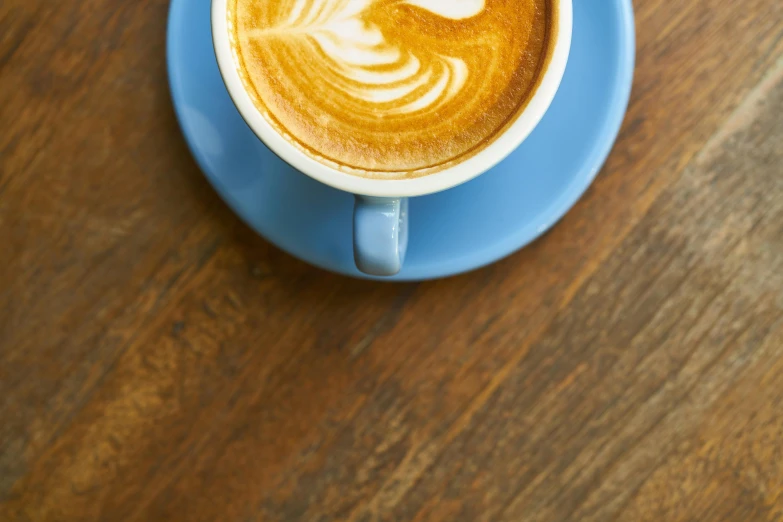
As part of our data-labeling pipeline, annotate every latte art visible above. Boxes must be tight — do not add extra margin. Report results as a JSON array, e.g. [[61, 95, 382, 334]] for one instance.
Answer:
[[229, 0, 555, 178], [247, 0, 473, 114]]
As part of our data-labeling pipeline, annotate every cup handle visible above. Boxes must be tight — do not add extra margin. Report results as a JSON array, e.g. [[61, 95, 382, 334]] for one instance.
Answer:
[[353, 196, 408, 276]]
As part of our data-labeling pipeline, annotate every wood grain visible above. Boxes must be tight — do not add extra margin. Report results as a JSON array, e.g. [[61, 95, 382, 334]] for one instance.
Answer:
[[1, 0, 782, 520]]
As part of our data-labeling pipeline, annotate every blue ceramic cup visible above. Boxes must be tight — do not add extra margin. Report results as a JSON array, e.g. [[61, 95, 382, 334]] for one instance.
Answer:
[[212, 0, 572, 276]]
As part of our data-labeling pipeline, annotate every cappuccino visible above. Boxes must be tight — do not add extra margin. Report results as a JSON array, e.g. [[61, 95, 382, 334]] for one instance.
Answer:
[[228, 0, 556, 179]]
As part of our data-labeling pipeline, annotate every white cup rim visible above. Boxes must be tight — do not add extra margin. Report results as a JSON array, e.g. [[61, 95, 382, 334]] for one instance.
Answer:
[[212, 0, 573, 198]]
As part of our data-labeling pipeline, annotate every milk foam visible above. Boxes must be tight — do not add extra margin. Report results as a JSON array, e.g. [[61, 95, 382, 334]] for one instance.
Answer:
[[245, 0, 478, 114], [230, 0, 553, 178]]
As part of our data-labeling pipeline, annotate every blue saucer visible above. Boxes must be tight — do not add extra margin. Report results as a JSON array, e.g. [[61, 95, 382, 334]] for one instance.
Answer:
[[167, 0, 635, 280]]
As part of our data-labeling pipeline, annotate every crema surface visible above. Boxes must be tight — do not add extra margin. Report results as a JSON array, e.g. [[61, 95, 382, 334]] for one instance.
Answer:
[[229, 0, 554, 178]]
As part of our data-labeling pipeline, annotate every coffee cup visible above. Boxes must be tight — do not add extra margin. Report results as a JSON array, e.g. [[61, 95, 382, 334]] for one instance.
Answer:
[[212, 0, 572, 276]]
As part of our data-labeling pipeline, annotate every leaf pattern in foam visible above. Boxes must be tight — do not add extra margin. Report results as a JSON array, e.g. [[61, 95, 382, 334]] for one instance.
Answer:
[[245, 0, 486, 114]]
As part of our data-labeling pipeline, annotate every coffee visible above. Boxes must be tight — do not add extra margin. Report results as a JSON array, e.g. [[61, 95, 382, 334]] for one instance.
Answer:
[[228, 0, 556, 179]]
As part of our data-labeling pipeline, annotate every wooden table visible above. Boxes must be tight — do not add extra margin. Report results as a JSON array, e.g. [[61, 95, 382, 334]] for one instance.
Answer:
[[2, 0, 782, 520]]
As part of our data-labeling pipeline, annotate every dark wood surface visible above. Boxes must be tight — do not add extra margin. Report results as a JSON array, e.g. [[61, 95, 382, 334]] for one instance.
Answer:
[[2, 0, 783, 520]]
